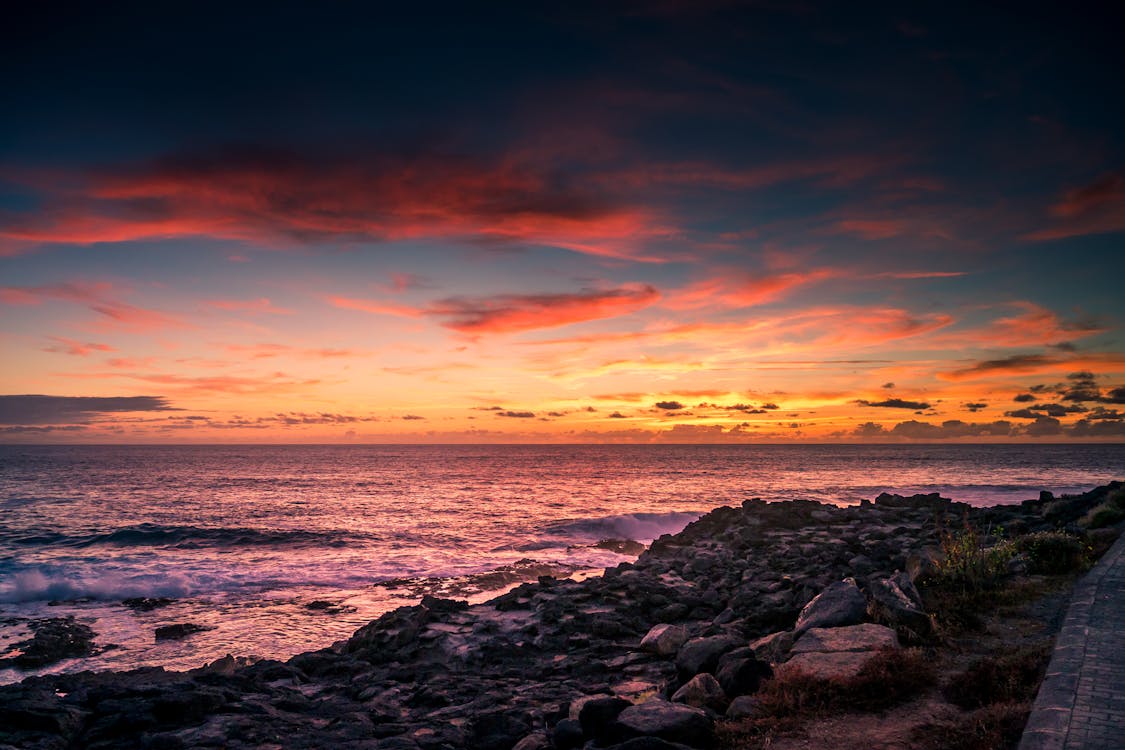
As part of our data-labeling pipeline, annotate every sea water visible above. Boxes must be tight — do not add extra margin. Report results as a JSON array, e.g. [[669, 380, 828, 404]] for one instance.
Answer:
[[1, 443, 1121, 683]]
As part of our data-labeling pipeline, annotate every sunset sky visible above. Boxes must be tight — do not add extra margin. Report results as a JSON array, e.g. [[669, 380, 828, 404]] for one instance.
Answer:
[[1, 2, 1123, 442]]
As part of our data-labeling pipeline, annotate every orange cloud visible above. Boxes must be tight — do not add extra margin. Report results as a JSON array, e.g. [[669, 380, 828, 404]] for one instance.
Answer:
[[42, 337, 115, 356], [1, 148, 671, 261], [1026, 172, 1125, 241], [207, 298, 294, 315], [0, 282, 187, 332]]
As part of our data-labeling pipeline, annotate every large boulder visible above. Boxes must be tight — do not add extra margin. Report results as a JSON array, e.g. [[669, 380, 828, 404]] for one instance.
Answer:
[[748, 630, 795, 664], [614, 700, 715, 747], [790, 624, 898, 655], [0, 617, 97, 668], [867, 572, 934, 638], [640, 624, 689, 656], [785, 623, 899, 680], [675, 635, 741, 678], [715, 657, 772, 698], [670, 673, 727, 712], [793, 579, 866, 633], [579, 696, 633, 741]]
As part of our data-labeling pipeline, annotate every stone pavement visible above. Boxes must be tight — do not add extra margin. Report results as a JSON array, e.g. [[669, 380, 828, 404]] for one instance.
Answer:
[[1019, 531, 1125, 750]]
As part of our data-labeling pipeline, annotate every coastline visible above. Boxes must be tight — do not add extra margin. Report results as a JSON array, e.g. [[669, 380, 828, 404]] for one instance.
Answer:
[[1, 482, 1121, 750]]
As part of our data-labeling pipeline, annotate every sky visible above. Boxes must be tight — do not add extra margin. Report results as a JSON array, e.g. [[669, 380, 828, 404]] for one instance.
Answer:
[[1, 1, 1123, 443]]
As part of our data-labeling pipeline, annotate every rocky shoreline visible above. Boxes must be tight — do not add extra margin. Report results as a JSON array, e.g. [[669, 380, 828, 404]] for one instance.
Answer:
[[1, 482, 1120, 750]]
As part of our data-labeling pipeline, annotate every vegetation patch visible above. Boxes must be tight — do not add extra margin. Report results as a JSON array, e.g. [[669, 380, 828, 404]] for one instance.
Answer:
[[943, 644, 1051, 709], [1081, 487, 1125, 530], [1014, 531, 1089, 574], [911, 701, 1031, 750], [926, 523, 1015, 595], [717, 648, 936, 745]]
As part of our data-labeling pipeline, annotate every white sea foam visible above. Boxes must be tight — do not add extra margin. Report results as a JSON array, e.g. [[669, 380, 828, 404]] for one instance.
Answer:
[[544, 510, 702, 543]]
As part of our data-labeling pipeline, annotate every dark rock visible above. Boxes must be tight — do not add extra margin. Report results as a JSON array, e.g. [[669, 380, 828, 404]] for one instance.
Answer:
[[675, 636, 741, 678], [670, 672, 727, 712], [122, 597, 175, 612], [793, 579, 866, 633], [715, 657, 772, 697], [579, 696, 633, 741], [552, 717, 584, 749], [0, 616, 97, 668], [614, 700, 715, 747], [867, 571, 934, 639], [154, 623, 212, 641]]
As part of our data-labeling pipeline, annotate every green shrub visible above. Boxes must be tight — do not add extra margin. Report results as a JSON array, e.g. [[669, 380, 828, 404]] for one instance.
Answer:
[[927, 524, 1015, 593], [1082, 488, 1125, 529], [1014, 531, 1089, 574]]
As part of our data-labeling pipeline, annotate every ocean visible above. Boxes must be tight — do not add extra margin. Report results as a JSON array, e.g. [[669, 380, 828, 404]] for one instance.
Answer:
[[1, 443, 1121, 683]]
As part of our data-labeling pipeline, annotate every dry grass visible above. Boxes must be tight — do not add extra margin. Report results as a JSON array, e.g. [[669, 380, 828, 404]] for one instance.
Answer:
[[911, 701, 1031, 750], [943, 644, 1051, 709], [717, 648, 936, 747]]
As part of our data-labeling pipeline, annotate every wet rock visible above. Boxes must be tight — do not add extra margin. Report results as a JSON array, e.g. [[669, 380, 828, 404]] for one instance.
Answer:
[[122, 597, 175, 612], [154, 623, 212, 641], [675, 635, 741, 678], [640, 624, 689, 656], [592, 538, 647, 555], [793, 579, 866, 633], [670, 672, 727, 712], [0, 616, 97, 668], [614, 700, 715, 747]]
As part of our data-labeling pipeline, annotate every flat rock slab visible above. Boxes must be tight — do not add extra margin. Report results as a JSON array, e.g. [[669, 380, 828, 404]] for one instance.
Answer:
[[784, 651, 874, 680], [790, 623, 898, 654]]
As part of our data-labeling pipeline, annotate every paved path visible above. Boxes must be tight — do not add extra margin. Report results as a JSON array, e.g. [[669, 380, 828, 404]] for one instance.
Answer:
[[1019, 532, 1125, 750]]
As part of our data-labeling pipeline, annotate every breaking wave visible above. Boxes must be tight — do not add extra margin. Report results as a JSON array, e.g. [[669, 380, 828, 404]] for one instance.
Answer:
[[543, 510, 701, 543]]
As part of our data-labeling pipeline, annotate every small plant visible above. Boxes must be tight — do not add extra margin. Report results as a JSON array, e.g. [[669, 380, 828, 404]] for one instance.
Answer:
[[1013, 531, 1089, 574], [1081, 487, 1125, 529], [943, 644, 1051, 709], [927, 522, 1015, 594]]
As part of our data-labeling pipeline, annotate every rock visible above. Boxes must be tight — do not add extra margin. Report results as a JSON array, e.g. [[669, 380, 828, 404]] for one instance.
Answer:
[[569, 693, 612, 721], [512, 732, 551, 750], [614, 700, 715, 747], [784, 651, 874, 680], [675, 635, 741, 678], [551, 718, 584, 750], [790, 624, 899, 654], [714, 657, 772, 698], [793, 579, 866, 633], [905, 546, 944, 582], [578, 696, 633, 741], [0, 616, 97, 668], [670, 673, 727, 712], [725, 695, 758, 719], [122, 597, 175, 612], [640, 624, 689, 656], [867, 571, 934, 638], [154, 623, 212, 640], [749, 630, 795, 664], [607, 738, 697, 750], [593, 538, 647, 555]]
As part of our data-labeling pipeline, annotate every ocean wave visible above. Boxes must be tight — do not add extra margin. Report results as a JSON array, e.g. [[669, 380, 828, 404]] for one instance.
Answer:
[[7, 524, 360, 550], [543, 510, 701, 543], [0, 569, 196, 603]]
